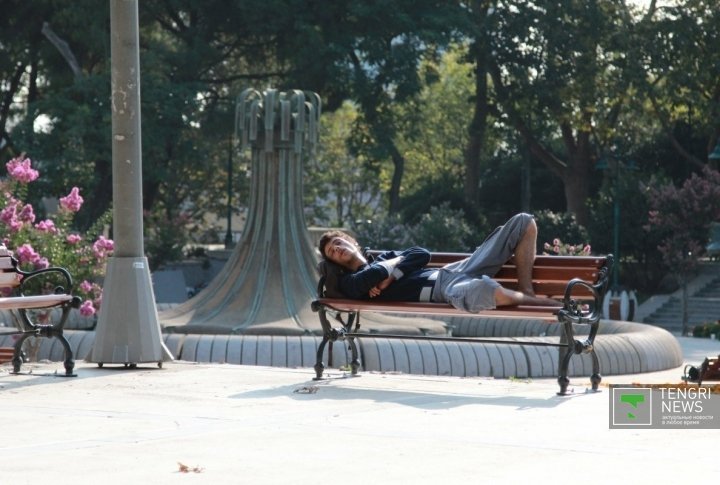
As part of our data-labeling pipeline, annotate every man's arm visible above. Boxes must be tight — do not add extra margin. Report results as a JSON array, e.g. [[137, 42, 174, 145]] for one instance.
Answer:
[[370, 247, 430, 297], [379, 247, 430, 278], [338, 255, 405, 299]]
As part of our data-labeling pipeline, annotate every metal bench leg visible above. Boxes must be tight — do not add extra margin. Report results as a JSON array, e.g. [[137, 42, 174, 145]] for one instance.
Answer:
[[557, 350, 573, 396], [37, 324, 76, 377], [11, 333, 31, 374], [557, 316, 574, 395], [56, 333, 76, 377], [348, 336, 360, 375], [590, 351, 602, 391], [587, 319, 602, 391], [9, 331, 75, 376], [313, 335, 328, 380]]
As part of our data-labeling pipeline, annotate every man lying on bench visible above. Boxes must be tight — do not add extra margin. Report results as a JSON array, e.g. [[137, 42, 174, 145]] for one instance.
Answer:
[[318, 212, 562, 311]]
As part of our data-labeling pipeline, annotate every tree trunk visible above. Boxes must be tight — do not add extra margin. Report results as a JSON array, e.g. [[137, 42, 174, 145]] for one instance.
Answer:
[[387, 142, 405, 214], [463, 2, 490, 208], [562, 157, 591, 227], [84, 158, 113, 229], [560, 126, 593, 227]]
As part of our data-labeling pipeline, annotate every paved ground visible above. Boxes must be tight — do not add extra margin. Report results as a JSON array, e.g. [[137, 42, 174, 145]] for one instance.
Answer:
[[1, 336, 718, 484]]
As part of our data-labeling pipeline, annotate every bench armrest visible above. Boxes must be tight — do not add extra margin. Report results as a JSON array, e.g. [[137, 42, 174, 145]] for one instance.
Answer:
[[558, 254, 613, 325], [18, 266, 74, 296]]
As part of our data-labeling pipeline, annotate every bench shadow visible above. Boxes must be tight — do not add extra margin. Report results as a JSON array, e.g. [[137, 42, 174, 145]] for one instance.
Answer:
[[229, 376, 598, 410], [0, 362, 162, 392]]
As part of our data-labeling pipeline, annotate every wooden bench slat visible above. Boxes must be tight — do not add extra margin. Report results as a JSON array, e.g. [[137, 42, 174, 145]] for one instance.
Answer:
[[494, 266, 599, 281], [367, 251, 605, 268], [0, 294, 74, 310], [423, 258, 604, 270], [0, 258, 15, 270], [0, 271, 21, 287], [318, 298, 563, 320], [0, 347, 15, 364], [498, 281, 595, 299]]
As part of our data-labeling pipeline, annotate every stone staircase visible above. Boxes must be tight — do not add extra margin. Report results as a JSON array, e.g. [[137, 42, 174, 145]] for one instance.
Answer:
[[643, 267, 720, 334]]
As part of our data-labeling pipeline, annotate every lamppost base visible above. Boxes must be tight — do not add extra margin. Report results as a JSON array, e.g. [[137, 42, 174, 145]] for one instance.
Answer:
[[88, 256, 173, 365]]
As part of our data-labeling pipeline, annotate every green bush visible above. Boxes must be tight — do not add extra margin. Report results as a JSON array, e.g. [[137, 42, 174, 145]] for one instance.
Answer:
[[352, 213, 412, 250], [407, 202, 477, 252], [692, 321, 720, 338], [353, 202, 486, 252]]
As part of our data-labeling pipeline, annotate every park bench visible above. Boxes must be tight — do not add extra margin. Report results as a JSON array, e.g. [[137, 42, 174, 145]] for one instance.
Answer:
[[312, 251, 613, 395], [0, 246, 81, 376]]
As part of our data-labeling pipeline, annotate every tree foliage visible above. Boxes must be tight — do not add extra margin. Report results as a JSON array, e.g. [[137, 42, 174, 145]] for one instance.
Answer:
[[1, 0, 719, 287], [643, 166, 720, 332], [644, 167, 720, 271], [633, 0, 720, 169], [304, 101, 383, 227]]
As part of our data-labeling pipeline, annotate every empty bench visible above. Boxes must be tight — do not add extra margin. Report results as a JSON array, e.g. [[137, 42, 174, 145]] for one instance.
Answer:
[[312, 252, 613, 395], [0, 246, 80, 376]]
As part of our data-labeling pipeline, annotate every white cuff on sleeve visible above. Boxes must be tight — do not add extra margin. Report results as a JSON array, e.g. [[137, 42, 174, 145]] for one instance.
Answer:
[[377, 260, 394, 276]]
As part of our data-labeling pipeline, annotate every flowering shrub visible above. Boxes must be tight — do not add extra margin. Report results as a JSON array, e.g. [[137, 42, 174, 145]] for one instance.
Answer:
[[543, 238, 591, 256], [1, 155, 113, 317], [644, 167, 720, 274]]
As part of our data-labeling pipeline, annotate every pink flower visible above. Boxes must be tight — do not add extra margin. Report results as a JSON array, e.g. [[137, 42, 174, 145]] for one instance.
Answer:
[[583, 245, 592, 255], [0, 204, 19, 230], [18, 204, 35, 223], [59, 187, 84, 212], [8, 219, 23, 232], [35, 219, 57, 233], [0, 198, 21, 230], [6, 156, 39, 183], [34, 257, 49, 270], [553, 238, 561, 246], [79, 300, 96, 317], [66, 234, 82, 244], [15, 244, 41, 265], [92, 236, 114, 259], [79, 280, 93, 293]]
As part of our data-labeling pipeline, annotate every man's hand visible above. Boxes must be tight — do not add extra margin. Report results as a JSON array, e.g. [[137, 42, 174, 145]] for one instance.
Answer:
[[367, 255, 404, 298], [369, 275, 395, 298]]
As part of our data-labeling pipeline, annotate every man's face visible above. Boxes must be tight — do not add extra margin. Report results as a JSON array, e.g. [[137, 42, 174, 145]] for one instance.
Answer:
[[324, 236, 359, 267]]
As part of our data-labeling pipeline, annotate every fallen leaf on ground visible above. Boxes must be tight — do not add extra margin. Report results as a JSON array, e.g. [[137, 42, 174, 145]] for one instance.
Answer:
[[178, 462, 204, 473], [294, 386, 319, 394]]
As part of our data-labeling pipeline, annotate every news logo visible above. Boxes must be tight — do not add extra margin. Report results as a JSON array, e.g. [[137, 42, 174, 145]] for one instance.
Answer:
[[611, 387, 652, 426], [609, 385, 719, 429]]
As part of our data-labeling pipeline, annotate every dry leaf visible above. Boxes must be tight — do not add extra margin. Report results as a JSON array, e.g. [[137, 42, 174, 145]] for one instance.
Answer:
[[293, 386, 319, 394], [178, 462, 204, 473]]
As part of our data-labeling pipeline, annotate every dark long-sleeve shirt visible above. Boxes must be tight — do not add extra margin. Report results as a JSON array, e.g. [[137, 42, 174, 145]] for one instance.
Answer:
[[337, 247, 438, 301]]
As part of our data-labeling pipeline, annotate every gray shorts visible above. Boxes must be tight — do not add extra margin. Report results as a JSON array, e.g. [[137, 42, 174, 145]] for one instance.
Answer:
[[431, 213, 533, 312]]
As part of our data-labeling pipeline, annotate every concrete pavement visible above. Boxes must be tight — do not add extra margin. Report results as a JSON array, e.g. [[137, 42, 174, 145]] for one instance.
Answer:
[[1, 336, 718, 484]]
